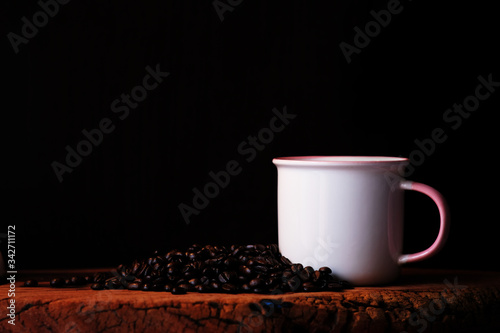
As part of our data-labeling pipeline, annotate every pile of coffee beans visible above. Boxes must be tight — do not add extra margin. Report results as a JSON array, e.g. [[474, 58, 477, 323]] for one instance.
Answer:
[[25, 244, 353, 294]]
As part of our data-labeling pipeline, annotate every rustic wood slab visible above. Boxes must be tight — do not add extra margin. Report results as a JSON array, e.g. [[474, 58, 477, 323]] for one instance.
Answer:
[[1, 268, 499, 332]]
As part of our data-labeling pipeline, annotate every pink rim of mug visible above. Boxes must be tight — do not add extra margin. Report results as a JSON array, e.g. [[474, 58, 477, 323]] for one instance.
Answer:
[[273, 156, 409, 166]]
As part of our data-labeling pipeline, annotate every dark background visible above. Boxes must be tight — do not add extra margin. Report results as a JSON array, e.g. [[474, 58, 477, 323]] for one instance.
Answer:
[[2, 0, 498, 271]]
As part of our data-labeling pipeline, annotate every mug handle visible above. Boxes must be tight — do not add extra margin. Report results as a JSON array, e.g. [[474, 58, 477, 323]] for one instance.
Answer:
[[398, 181, 450, 264]]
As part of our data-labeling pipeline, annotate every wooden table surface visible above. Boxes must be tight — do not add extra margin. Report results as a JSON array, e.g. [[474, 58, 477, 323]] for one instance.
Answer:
[[1, 268, 499, 332]]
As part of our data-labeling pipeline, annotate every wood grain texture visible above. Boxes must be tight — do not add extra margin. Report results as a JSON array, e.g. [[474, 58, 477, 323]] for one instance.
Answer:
[[1, 268, 499, 332]]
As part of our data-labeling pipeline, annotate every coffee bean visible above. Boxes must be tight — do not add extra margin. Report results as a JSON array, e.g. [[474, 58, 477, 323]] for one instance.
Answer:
[[193, 284, 207, 293], [319, 266, 332, 274], [171, 286, 187, 295], [221, 283, 237, 293], [218, 271, 237, 284], [131, 262, 141, 275], [91, 283, 105, 290], [86, 244, 350, 294], [241, 283, 251, 292], [210, 281, 221, 290], [71, 276, 87, 286], [50, 278, 64, 288], [24, 279, 38, 287], [280, 256, 292, 266], [178, 283, 193, 291], [267, 244, 279, 254], [297, 269, 312, 281], [239, 265, 252, 275], [286, 276, 301, 291], [249, 278, 264, 288], [224, 257, 238, 268], [265, 277, 278, 288], [188, 278, 200, 286], [291, 264, 303, 273], [302, 282, 318, 292], [127, 282, 141, 290], [254, 265, 269, 273], [142, 283, 153, 291]]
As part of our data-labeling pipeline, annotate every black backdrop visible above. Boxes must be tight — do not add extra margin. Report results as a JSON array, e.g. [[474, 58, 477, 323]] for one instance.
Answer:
[[2, 0, 499, 271]]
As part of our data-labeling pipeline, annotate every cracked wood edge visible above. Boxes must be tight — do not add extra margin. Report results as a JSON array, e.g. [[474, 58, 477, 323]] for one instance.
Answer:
[[1, 285, 499, 333]]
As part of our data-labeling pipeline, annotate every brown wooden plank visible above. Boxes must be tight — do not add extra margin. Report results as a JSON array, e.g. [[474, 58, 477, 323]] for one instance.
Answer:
[[1, 268, 499, 332]]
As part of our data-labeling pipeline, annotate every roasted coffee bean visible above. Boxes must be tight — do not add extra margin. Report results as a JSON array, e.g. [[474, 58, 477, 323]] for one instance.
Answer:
[[50, 278, 65, 288], [224, 257, 238, 268], [238, 255, 249, 264], [89, 244, 350, 294], [164, 284, 173, 292], [304, 266, 315, 275], [71, 276, 87, 286], [239, 265, 252, 275], [286, 276, 302, 292], [297, 269, 312, 281], [195, 284, 210, 293], [202, 267, 216, 278], [265, 277, 278, 288], [218, 271, 237, 284], [153, 277, 167, 285], [106, 279, 122, 289], [221, 283, 237, 293], [210, 280, 221, 290], [249, 278, 264, 288], [178, 283, 193, 291], [24, 279, 38, 287], [241, 283, 251, 292], [188, 278, 200, 286], [176, 278, 188, 286], [319, 266, 332, 274], [131, 261, 142, 276], [182, 266, 197, 278], [280, 256, 292, 266], [315, 279, 327, 289], [255, 244, 266, 252], [302, 282, 318, 292], [267, 244, 279, 254], [167, 267, 180, 276], [232, 246, 243, 257], [143, 275, 153, 282], [171, 286, 187, 295], [253, 257, 268, 266], [142, 283, 153, 291], [91, 283, 105, 290], [282, 269, 294, 280], [127, 282, 141, 290], [254, 265, 269, 273]]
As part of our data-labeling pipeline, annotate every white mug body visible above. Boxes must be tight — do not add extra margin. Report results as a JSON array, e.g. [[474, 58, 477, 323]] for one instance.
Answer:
[[274, 156, 408, 285]]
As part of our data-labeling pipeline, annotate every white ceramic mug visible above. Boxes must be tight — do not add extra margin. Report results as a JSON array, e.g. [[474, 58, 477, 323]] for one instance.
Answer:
[[273, 156, 450, 285]]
